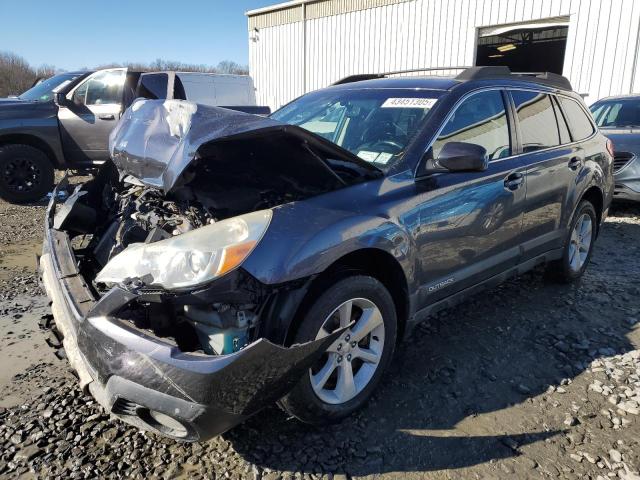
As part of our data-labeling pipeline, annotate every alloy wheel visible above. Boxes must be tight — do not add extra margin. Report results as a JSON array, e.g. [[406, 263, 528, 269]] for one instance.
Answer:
[[310, 298, 385, 404], [568, 213, 592, 272], [2, 158, 41, 193]]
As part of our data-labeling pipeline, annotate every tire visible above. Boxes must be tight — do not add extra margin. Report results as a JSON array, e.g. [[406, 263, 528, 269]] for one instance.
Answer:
[[545, 200, 597, 283], [0, 144, 54, 204], [279, 275, 397, 425]]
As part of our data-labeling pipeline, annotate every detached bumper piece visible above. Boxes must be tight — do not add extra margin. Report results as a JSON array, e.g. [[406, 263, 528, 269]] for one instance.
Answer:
[[39, 181, 341, 441]]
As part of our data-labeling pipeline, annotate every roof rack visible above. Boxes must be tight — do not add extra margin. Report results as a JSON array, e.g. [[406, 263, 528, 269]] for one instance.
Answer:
[[332, 66, 471, 85], [455, 66, 572, 90], [332, 74, 385, 85], [510, 71, 573, 90], [332, 66, 573, 90]]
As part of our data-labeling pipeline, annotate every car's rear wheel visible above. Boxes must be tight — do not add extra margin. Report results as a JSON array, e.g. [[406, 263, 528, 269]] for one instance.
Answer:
[[0, 144, 54, 204], [545, 200, 597, 282], [279, 275, 397, 424]]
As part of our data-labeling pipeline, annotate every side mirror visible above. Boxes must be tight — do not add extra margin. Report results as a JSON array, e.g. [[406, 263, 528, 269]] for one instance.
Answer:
[[53, 92, 68, 107], [437, 142, 488, 172]]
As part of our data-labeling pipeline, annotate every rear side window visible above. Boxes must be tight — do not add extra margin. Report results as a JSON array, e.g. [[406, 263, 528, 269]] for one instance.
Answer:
[[511, 91, 559, 152], [552, 97, 571, 144], [433, 90, 511, 160], [559, 97, 595, 140], [137, 74, 168, 100]]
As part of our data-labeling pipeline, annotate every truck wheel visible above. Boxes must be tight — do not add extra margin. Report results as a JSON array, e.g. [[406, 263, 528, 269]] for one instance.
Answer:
[[0, 144, 54, 203], [279, 275, 397, 425], [545, 200, 597, 283]]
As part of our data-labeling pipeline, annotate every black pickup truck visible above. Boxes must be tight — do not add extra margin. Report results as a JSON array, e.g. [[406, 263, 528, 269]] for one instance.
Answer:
[[0, 68, 268, 203]]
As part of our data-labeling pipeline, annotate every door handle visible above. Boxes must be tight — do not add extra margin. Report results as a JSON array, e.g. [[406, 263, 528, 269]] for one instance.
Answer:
[[98, 114, 115, 120], [504, 172, 524, 191], [568, 157, 583, 170]]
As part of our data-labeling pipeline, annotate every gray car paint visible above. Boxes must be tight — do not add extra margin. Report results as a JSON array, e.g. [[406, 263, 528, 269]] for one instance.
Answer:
[[105, 80, 612, 335], [600, 127, 640, 201]]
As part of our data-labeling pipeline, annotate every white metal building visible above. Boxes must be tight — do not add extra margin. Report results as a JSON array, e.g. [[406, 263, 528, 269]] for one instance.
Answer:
[[246, 0, 640, 110]]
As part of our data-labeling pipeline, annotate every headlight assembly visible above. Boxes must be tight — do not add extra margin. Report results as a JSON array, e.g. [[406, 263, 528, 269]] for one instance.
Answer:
[[95, 209, 272, 290]]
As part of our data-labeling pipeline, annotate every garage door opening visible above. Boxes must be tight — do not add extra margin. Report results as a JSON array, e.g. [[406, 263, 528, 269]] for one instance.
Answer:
[[476, 17, 569, 74]]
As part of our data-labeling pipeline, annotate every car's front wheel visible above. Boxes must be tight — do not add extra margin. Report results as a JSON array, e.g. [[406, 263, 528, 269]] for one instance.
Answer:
[[0, 144, 54, 203], [279, 275, 397, 424]]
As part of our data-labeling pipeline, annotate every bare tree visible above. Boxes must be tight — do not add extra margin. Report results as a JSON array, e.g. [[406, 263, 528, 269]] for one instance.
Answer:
[[0, 51, 250, 98], [215, 60, 249, 75], [0, 51, 39, 97], [96, 59, 249, 75]]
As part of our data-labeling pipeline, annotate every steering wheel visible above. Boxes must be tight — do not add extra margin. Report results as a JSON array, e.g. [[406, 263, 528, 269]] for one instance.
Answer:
[[371, 139, 404, 153]]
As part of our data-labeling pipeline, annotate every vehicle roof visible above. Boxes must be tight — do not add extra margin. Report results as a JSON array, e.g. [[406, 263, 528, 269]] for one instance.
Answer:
[[325, 74, 569, 94], [142, 71, 249, 78], [327, 76, 460, 91], [593, 94, 640, 102]]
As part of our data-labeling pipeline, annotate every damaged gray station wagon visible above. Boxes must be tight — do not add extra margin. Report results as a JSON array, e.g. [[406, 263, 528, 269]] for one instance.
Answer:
[[40, 67, 614, 441]]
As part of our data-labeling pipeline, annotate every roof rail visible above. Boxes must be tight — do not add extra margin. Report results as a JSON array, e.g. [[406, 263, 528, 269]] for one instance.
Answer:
[[510, 71, 573, 90], [332, 66, 573, 90], [332, 66, 472, 85], [332, 74, 385, 85], [455, 66, 572, 90], [454, 66, 512, 81]]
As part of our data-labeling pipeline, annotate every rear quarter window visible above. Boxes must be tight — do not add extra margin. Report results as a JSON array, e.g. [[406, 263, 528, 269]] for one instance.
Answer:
[[559, 97, 595, 141]]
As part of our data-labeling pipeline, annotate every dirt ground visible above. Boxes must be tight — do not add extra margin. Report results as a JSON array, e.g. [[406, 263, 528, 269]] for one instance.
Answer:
[[0, 189, 639, 480]]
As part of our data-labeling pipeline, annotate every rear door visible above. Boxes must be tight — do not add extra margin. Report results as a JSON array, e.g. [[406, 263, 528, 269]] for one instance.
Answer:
[[509, 89, 581, 260], [58, 68, 127, 164], [413, 88, 527, 305]]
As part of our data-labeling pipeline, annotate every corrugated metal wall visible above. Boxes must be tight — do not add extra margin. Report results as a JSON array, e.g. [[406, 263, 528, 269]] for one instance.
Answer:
[[248, 0, 640, 110]]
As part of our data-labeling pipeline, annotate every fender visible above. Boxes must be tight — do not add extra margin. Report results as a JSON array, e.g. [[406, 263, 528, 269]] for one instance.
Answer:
[[0, 101, 66, 167], [243, 201, 415, 345], [565, 147, 611, 235], [243, 201, 415, 290]]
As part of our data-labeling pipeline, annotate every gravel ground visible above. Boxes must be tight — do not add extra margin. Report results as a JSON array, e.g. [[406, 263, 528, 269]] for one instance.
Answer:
[[0, 189, 639, 480]]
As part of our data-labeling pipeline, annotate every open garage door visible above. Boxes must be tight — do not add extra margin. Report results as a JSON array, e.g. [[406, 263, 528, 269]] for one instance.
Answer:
[[476, 16, 569, 74]]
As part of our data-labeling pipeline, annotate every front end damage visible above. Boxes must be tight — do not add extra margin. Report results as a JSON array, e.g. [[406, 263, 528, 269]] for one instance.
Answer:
[[39, 100, 377, 440]]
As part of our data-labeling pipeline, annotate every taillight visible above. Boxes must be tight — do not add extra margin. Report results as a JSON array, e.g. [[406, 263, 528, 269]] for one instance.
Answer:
[[606, 138, 615, 157]]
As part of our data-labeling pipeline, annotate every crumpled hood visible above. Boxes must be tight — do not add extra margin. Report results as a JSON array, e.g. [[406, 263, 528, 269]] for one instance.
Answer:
[[109, 99, 379, 192]]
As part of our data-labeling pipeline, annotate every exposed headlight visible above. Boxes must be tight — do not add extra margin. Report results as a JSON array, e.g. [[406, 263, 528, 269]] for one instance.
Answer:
[[95, 210, 272, 290]]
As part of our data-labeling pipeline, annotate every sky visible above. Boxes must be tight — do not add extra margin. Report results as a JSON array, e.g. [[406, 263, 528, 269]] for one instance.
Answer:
[[0, 0, 279, 70]]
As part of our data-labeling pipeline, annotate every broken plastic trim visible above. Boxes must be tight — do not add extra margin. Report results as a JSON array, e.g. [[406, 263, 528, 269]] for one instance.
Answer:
[[42, 190, 354, 429]]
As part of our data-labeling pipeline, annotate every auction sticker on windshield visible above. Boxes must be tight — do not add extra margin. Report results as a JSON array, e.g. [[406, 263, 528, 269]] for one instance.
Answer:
[[381, 98, 438, 108], [357, 151, 394, 164]]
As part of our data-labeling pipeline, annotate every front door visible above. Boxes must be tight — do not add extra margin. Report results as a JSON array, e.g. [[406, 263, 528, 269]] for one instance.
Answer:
[[58, 69, 127, 164], [413, 89, 526, 306]]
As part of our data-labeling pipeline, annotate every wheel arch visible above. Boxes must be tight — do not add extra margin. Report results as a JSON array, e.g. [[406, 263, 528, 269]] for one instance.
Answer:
[[580, 185, 604, 235], [0, 134, 59, 168], [284, 248, 410, 347]]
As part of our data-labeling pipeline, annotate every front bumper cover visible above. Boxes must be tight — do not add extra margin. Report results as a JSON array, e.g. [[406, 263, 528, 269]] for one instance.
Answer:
[[614, 154, 640, 202], [39, 179, 342, 441]]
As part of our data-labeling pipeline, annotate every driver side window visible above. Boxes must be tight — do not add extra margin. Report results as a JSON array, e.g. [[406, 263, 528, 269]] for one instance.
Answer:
[[433, 90, 511, 161], [72, 70, 125, 106]]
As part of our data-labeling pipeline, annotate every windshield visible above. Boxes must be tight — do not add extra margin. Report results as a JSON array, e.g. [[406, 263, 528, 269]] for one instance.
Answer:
[[18, 73, 82, 102], [271, 88, 442, 169], [590, 99, 640, 128]]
